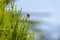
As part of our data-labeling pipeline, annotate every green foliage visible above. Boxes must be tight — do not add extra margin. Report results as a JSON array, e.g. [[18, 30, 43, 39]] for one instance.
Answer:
[[0, 0, 34, 40]]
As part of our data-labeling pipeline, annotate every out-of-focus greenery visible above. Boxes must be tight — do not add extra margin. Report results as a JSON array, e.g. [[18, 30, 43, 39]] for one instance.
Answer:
[[0, 0, 34, 40], [0, 0, 15, 9]]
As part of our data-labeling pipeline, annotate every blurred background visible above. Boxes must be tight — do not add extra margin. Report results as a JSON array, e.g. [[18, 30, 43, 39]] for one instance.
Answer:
[[12, 0, 60, 40]]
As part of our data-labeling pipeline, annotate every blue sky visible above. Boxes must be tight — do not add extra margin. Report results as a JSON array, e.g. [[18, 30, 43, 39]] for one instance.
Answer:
[[15, 0, 60, 24], [15, 0, 60, 13]]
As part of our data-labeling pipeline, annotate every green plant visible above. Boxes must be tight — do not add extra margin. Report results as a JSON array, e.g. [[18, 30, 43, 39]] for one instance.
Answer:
[[0, 0, 34, 40]]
